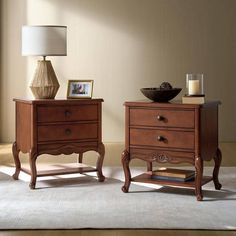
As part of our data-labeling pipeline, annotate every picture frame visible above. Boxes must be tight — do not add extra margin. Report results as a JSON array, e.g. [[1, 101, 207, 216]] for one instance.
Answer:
[[67, 80, 94, 99]]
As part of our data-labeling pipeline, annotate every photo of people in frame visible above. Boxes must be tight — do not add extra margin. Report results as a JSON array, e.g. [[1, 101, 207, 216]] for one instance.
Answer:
[[67, 80, 93, 99], [71, 83, 89, 95]]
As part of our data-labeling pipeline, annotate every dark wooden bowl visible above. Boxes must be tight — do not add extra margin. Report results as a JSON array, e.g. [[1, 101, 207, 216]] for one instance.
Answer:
[[140, 88, 182, 102]]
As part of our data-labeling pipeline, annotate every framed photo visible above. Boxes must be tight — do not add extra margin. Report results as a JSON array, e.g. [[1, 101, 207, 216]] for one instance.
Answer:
[[67, 80, 94, 99]]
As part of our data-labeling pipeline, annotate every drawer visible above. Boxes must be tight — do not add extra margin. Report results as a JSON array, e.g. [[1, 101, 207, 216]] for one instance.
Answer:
[[37, 105, 98, 123], [130, 108, 194, 128], [130, 128, 194, 150], [38, 123, 98, 142]]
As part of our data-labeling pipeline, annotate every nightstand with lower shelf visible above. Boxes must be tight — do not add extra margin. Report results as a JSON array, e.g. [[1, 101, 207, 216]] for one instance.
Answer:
[[121, 100, 222, 201], [12, 98, 105, 189]]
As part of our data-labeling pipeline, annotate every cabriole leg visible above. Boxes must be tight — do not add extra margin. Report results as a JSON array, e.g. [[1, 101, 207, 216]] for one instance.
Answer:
[[97, 143, 105, 182], [78, 153, 83, 163], [147, 162, 152, 172], [12, 142, 21, 180], [29, 149, 37, 189], [121, 150, 131, 193], [195, 156, 203, 201], [213, 148, 222, 190]]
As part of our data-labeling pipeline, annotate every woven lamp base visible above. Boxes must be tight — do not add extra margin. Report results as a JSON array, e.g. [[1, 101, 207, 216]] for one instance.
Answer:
[[30, 60, 60, 99]]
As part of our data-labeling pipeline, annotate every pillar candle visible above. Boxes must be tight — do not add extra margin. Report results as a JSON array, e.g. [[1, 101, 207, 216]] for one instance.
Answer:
[[188, 80, 200, 95]]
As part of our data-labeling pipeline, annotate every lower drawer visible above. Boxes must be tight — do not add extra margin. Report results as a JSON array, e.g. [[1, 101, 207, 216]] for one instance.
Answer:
[[130, 128, 194, 150], [38, 123, 98, 142]]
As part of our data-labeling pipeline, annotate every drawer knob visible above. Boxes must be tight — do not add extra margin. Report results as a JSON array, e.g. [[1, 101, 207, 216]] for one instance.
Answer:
[[157, 136, 165, 142], [65, 128, 71, 135], [65, 110, 71, 117], [157, 115, 164, 121]]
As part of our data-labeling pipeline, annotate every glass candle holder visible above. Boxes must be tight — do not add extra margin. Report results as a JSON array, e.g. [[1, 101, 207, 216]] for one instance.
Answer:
[[186, 74, 204, 96]]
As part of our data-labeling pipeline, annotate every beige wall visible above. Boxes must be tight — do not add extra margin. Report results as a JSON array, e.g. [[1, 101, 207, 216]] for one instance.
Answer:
[[0, 0, 1, 138], [1, 0, 236, 143]]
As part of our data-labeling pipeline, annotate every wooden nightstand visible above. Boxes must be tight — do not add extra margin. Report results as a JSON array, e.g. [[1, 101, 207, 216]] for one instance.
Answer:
[[121, 100, 222, 201], [12, 98, 105, 189]]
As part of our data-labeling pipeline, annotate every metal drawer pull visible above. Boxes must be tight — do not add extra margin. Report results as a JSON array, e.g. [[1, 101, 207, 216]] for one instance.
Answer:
[[65, 110, 71, 117], [157, 136, 165, 142], [157, 115, 164, 121], [65, 129, 71, 135]]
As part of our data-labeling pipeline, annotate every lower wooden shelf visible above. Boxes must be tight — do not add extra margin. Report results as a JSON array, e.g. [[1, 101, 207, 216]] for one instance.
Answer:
[[21, 163, 97, 177], [131, 172, 213, 188]]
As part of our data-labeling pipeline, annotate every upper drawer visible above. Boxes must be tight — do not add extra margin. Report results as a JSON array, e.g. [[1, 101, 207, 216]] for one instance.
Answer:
[[37, 105, 98, 123], [130, 108, 195, 128]]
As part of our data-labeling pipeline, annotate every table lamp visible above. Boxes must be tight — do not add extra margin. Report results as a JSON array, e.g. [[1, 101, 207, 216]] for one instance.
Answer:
[[22, 25, 67, 99]]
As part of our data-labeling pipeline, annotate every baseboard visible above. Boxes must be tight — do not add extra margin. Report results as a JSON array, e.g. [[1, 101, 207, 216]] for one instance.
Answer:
[[1, 142, 236, 167]]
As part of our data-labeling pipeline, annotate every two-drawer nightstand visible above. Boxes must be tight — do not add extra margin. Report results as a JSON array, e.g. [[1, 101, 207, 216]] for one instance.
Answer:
[[121, 100, 222, 201], [12, 98, 105, 189]]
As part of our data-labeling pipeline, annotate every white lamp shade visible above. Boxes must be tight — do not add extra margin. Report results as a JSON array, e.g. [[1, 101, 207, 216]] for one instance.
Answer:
[[22, 25, 67, 56]]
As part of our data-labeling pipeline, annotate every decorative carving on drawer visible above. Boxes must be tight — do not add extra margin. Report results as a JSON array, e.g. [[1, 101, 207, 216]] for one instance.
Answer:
[[131, 152, 169, 162], [152, 153, 169, 162], [131, 151, 194, 164]]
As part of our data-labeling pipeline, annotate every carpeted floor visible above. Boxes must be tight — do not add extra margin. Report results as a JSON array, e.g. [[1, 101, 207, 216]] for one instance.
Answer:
[[0, 166, 235, 230]]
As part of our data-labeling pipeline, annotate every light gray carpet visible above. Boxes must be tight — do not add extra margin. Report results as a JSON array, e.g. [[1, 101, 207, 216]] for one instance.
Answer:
[[0, 166, 236, 230]]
